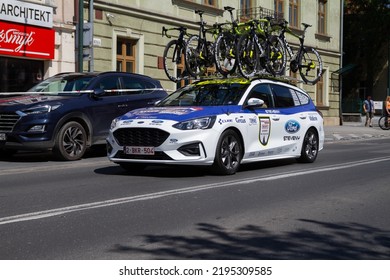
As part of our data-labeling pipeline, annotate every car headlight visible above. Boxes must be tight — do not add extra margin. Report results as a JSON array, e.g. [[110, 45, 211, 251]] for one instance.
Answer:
[[173, 116, 216, 130], [18, 104, 61, 115], [110, 117, 120, 130]]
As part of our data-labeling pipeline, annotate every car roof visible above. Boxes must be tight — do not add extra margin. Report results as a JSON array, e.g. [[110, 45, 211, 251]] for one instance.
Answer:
[[53, 71, 158, 81]]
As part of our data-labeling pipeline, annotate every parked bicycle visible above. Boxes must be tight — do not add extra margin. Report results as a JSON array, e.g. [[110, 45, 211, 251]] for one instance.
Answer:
[[185, 10, 219, 79], [236, 17, 286, 79], [273, 20, 323, 84], [378, 114, 390, 130], [162, 26, 192, 82]]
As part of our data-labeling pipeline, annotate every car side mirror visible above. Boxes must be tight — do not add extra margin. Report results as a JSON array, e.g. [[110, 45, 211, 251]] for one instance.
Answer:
[[245, 98, 265, 108], [90, 88, 105, 99]]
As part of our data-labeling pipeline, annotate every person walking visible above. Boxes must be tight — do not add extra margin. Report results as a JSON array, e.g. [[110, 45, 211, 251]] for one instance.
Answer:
[[363, 95, 375, 127], [385, 96, 390, 127]]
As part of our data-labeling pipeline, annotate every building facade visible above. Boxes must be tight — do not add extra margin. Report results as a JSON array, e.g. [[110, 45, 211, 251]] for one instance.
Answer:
[[0, 0, 342, 126]]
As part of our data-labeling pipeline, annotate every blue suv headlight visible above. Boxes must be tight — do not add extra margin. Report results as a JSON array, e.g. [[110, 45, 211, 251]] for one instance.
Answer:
[[18, 104, 61, 116]]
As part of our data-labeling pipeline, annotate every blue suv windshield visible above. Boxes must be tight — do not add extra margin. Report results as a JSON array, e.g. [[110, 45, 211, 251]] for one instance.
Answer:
[[28, 75, 94, 95]]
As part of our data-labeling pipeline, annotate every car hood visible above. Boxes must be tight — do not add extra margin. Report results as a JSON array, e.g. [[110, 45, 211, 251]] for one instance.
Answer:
[[0, 94, 71, 109], [121, 106, 240, 121]]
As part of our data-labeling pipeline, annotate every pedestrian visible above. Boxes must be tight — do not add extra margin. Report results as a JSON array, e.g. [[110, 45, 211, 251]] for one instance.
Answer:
[[385, 96, 390, 127], [363, 95, 375, 127]]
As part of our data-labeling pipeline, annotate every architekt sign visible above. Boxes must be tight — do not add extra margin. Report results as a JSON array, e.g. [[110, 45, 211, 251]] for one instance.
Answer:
[[0, 21, 54, 59], [0, 0, 53, 28]]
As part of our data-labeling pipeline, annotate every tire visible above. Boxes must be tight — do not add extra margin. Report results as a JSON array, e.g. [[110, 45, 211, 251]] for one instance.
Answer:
[[185, 35, 206, 78], [163, 39, 183, 83], [378, 116, 390, 130], [266, 35, 287, 76], [214, 33, 237, 76], [297, 128, 319, 163], [53, 121, 87, 161], [212, 129, 243, 175], [119, 163, 147, 172], [236, 33, 258, 79], [298, 47, 323, 85]]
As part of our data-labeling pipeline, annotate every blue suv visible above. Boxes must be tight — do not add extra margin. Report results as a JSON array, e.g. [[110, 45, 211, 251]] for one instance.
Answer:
[[0, 72, 167, 160]]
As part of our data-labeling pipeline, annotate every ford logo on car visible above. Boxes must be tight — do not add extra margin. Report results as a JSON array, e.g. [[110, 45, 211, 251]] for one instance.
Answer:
[[285, 120, 300, 133]]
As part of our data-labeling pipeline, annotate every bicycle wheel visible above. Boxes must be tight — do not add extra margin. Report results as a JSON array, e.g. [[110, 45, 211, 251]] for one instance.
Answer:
[[185, 35, 206, 78], [214, 33, 237, 76], [297, 46, 323, 84], [378, 116, 390, 130], [266, 35, 287, 76], [163, 40, 184, 83], [236, 33, 258, 79]]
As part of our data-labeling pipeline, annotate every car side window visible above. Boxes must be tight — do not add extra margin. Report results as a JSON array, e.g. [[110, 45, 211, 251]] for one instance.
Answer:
[[97, 77, 121, 96], [246, 84, 274, 108], [121, 77, 157, 95], [270, 84, 295, 108]]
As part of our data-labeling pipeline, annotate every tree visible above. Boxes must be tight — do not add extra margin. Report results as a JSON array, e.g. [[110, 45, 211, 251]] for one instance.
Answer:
[[343, 0, 390, 101]]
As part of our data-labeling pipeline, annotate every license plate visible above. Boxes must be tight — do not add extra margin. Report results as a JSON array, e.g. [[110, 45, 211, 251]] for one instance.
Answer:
[[0, 133, 6, 141], [124, 146, 154, 155]]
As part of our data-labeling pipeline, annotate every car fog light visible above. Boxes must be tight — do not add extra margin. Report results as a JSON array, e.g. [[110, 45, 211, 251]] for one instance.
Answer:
[[106, 142, 113, 154], [178, 143, 201, 156], [28, 125, 46, 132]]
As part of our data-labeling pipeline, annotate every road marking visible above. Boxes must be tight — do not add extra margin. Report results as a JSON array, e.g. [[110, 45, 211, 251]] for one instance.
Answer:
[[1, 156, 390, 226]]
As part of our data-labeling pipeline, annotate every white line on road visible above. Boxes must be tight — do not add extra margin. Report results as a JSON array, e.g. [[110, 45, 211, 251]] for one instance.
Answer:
[[1, 156, 390, 226]]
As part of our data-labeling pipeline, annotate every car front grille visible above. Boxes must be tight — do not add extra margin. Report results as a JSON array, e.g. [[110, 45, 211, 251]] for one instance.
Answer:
[[114, 150, 173, 160], [113, 127, 170, 147], [0, 112, 20, 132]]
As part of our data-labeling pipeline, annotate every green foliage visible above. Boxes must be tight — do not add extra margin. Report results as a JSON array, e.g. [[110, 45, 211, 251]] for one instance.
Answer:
[[344, 0, 390, 94]]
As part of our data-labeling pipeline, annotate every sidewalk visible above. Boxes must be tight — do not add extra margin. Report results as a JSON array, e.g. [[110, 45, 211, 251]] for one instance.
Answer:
[[324, 116, 390, 142]]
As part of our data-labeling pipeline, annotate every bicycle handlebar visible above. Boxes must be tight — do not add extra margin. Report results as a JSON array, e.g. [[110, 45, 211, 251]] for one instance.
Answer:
[[162, 26, 188, 39]]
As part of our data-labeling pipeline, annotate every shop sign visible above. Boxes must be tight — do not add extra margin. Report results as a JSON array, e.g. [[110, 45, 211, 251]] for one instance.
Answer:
[[0, 0, 53, 28], [0, 21, 54, 59]]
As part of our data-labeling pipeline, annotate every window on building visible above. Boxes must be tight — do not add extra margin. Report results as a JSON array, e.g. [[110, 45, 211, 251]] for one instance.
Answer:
[[240, 0, 252, 20], [274, 0, 284, 18], [318, 0, 327, 34], [116, 38, 136, 73], [187, 0, 217, 7], [289, 0, 300, 28]]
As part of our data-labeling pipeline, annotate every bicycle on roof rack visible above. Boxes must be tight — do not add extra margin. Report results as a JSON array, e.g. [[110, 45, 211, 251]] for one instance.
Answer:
[[185, 10, 220, 79], [273, 20, 323, 85], [214, 6, 245, 77], [235, 17, 286, 79], [162, 26, 192, 83]]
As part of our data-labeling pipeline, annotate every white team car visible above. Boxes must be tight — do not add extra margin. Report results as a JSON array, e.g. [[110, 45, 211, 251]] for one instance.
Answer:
[[107, 78, 324, 175]]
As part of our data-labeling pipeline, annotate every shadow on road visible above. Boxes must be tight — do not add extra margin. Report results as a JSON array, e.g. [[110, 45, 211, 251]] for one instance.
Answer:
[[108, 219, 390, 259]]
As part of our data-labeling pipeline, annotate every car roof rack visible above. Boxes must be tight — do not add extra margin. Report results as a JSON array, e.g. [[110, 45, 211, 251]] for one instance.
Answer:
[[197, 73, 303, 86]]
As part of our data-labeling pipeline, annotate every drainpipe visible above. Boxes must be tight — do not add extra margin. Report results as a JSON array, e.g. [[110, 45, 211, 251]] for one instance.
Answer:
[[77, 0, 84, 72], [339, 0, 344, 125], [89, 0, 94, 72]]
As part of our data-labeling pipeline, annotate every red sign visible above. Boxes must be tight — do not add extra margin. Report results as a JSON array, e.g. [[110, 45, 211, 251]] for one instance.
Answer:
[[0, 21, 54, 59]]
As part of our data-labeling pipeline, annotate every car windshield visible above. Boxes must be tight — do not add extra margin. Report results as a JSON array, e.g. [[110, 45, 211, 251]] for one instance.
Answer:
[[158, 81, 250, 107], [28, 75, 94, 95]]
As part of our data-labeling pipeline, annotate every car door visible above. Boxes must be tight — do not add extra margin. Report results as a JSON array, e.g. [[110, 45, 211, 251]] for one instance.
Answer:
[[88, 75, 132, 141], [243, 83, 287, 158], [268, 83, 307, 157]]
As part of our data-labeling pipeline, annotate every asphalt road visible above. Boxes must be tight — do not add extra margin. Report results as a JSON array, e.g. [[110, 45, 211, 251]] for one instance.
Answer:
[[0, 139, 389, 260]]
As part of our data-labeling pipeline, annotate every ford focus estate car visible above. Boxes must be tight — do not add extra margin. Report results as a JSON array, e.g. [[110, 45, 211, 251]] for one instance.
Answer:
[[0, 72, 167, 160], [107, 77, 324, 175]]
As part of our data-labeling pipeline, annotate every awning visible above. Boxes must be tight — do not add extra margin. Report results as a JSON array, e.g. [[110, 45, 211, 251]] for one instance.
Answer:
[[332, 64, 357, 75]]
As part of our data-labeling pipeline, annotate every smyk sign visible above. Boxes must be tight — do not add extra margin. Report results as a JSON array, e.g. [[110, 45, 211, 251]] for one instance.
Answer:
[[0, 21, 54, 59]]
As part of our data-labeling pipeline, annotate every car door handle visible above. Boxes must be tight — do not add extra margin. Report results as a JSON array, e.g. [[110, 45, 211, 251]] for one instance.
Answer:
[[271, 115, 280, 121], [299, 114, 307, 119]]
